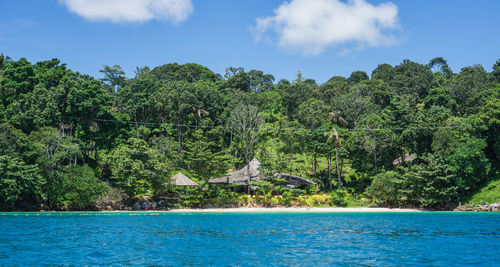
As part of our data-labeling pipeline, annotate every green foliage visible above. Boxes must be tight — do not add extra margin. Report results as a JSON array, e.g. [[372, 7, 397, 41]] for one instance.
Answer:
[[329, 189, 348, 207], [152, 63, 219, 83], [347, 71, 369, 84], [400, 155, 458, 208], [462, 174, 500, 205], [0, 155, 43, 206], [368, 171, 402, 205], [103, 138, 173, 198], [184, 127, 230, 178], [447, 138, 490, 192], [251, 180, 274, 204], [0, 58, 36, 105], [49, 165, 107, 208], [100, 65, 126, 94], [305, 194, 330, 206], [1, 53, 499, 210]]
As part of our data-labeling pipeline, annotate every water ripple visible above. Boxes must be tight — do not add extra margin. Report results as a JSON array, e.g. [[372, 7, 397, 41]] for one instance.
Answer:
[[0, 212, 499, 265]]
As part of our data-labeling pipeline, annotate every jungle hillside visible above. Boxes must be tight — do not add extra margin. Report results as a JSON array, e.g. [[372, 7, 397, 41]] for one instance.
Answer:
[[1, 54, 499, 210]]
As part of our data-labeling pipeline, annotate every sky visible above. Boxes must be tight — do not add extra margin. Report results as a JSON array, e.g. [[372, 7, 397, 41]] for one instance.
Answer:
[[0, 0, 499, 83]]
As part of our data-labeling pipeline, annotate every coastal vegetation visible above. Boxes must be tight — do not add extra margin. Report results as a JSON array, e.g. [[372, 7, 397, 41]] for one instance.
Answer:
[[0, 53, 499, 210]]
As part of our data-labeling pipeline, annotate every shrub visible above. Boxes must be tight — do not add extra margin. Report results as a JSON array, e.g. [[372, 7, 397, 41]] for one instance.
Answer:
[[330, 189, 348, 207], [305, 194, 329, 207]]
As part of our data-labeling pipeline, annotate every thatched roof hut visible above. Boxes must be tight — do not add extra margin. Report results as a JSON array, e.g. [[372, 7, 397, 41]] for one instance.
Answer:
[[170, 173, 199, 187], [208, 158, 261, 185], [276, 173, 316, 188], [393, 154, 418, 166]]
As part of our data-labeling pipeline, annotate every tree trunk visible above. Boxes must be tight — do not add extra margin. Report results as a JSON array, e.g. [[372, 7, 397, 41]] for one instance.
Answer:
[[328, 154, 332, 191], [246, 137, 251, 195], [94, 141, 98, 161], [177, 126, 182, 152], [314, 150, 317, 178], [335, 146, 341, 187], [247, 163, 251, 195]]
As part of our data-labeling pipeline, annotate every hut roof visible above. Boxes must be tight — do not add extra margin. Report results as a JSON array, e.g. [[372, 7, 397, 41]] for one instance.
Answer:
[[170, 173, 199, 187], [208, 158, 261, 185], [277, 173, 317, 186], [393, 154, 418, 166]]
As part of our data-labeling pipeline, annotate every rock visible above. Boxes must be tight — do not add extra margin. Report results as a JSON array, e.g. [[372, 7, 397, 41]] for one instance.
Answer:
[[454, 203, 500, 212], [133, 202, 142, 210], [141, 202, 151, 210], [39, 203, 48, 210]]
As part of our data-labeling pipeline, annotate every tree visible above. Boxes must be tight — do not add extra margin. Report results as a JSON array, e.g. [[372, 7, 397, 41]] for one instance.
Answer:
[[282, 78, 318, 118], [450, 65, 488, 115], [297, 98, 328, 129], [63, 72, 114, 162], [354, 79, 393, 108], [118, 75, 159, 124], [316, 76, 349, 107], [391, 59, 434, 102], [0, 58, 36, 105], [478, 96, 500, 168], [229, 104, 263, 192], [8, 84, 62, 133], [49, 164, 107, 209], [100, 65, 126, 94], [103, 138, 173, 198], [348, 114, 399, 176], [184, 126, 230, 178], [402, 154, 457, 208], [333, 89, 379, 128], [30, 127, 82, 172], [305, 124, 330, 179], [447, 138, 490, 193], [424, 88, 456, 110], [325, 127, 343, 189], [428, 57, 452, 77], [151, 63, 218, 83], [368, 171, 402, 206], [347, 71, 369, 84], [492, 59, 500, 82], [371, 63, 394, 82], [0, 155, 43, 208]]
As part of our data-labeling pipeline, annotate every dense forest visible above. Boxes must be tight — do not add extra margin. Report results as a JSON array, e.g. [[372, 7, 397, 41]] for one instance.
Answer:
[[0, 53, 499, 210]]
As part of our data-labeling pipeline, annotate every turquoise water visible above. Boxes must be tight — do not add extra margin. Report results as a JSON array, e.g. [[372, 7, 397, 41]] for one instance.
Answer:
[[0, 212, 499, 266]]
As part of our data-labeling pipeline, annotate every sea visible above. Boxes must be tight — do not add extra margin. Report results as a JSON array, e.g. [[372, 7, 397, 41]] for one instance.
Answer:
[[0, 212, 499, 266]]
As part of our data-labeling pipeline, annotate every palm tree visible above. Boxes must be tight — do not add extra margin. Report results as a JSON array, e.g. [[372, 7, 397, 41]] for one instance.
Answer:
[[325, 128, 342, 189]]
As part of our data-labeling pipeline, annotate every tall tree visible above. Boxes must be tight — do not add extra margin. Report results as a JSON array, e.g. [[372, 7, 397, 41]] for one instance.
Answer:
[[99, 65, 126, 94], [230, 104, 263, 192]]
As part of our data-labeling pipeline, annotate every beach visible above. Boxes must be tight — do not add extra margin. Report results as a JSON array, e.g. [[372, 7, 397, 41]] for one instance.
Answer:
[[167, 207, 424, 213]]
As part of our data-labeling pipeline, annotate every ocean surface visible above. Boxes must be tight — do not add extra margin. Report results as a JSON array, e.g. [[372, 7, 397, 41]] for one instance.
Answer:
[[0, 212, 499, 266]]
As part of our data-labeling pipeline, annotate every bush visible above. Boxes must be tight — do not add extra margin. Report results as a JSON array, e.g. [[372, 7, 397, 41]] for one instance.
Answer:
[[251, 181, 275, 205], [305, 194, 330, 207], [367, 171, 403, 205], [50, 165, 108, 209], [330, 189, 348, 207]]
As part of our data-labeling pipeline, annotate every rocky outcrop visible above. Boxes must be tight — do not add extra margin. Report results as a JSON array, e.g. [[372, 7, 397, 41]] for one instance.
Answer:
[[95, 196, 166, 211], [454, 203, 500, 212]]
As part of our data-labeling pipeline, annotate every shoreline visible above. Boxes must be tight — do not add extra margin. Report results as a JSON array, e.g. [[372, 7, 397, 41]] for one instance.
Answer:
[[1, 207, 428, 213], [167, 207, 425, 213], [2, 205, 496, 213]]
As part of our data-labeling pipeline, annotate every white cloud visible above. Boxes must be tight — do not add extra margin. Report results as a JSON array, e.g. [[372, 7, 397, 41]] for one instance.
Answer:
[[59, 0, 193, 23], [253, 0, 400, 55]]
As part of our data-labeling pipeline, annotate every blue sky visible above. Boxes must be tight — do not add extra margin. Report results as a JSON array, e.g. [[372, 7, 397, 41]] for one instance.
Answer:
[[0, 0, 499, 83]]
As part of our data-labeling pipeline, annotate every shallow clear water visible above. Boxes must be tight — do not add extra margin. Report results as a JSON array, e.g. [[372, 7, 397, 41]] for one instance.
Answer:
[[0, 212, 499, 266]]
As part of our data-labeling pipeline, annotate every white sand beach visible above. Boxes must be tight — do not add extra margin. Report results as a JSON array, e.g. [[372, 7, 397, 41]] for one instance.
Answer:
[[167, 207, 424, 213]]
